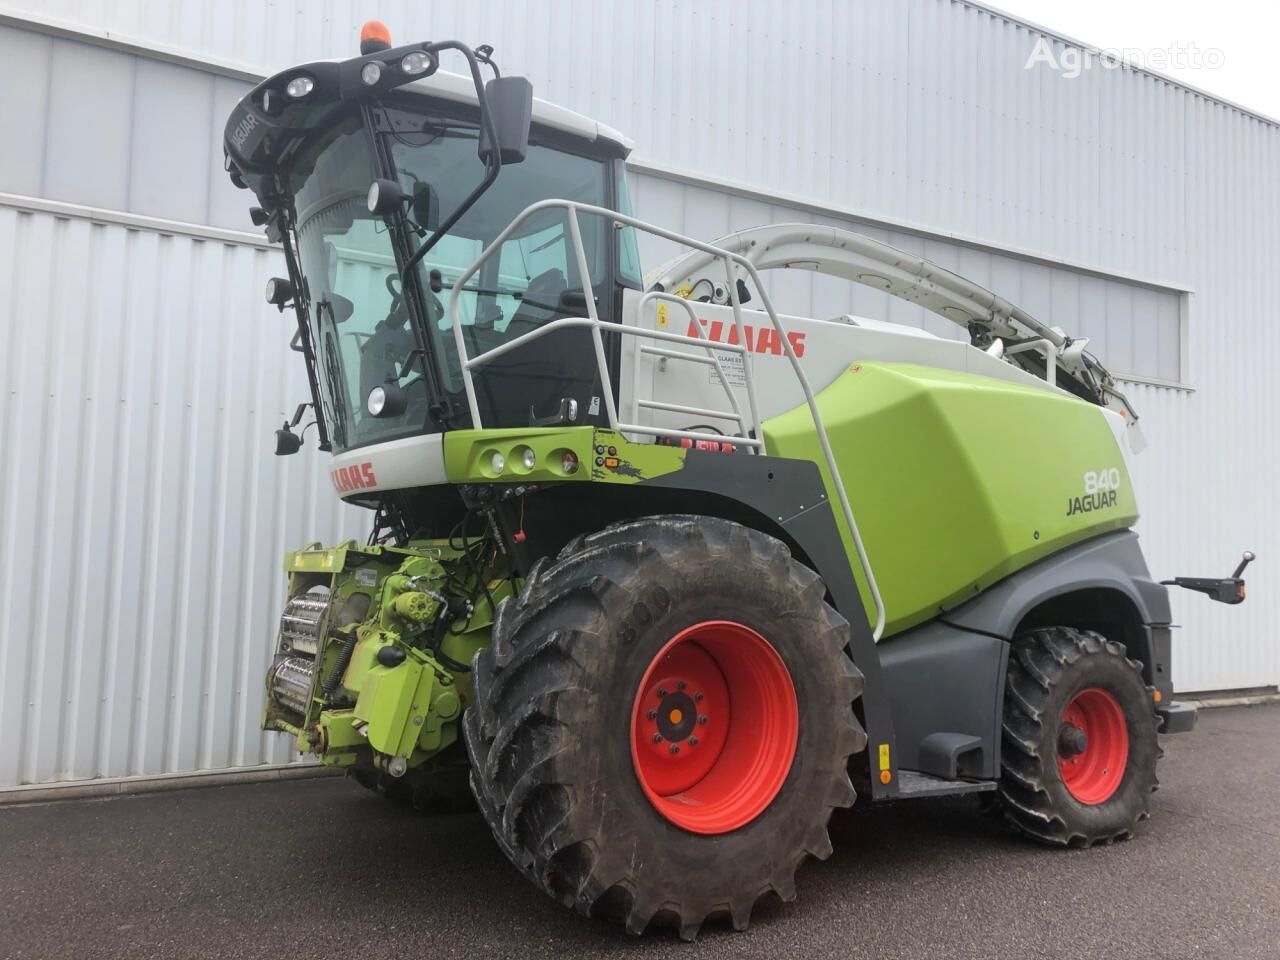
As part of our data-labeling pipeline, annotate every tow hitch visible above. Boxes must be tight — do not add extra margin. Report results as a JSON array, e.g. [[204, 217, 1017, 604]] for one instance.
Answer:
[[1162, 551, 1255, 605]]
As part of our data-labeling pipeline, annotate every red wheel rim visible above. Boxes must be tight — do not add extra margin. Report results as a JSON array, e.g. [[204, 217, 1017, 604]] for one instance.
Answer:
[[630, 620, 799, 834], [1057, 687, 1129, 804]]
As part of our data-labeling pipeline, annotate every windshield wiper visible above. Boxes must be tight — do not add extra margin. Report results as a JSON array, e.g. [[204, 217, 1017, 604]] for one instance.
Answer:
[[319, 328, 350, 448]]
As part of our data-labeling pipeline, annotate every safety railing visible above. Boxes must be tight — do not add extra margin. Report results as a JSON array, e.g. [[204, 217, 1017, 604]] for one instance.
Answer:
[[446, 199, 887, 639]]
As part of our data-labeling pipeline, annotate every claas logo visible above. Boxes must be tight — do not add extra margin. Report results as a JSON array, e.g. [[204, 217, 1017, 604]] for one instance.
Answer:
[[331, 462, 377, 493], [685, 318, 806, 357]]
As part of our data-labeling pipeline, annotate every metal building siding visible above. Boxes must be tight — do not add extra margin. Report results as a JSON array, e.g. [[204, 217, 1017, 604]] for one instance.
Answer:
[[628, 170, 1184, 375], [0, 1, 1276, 790], [0, 206, 363, 785]]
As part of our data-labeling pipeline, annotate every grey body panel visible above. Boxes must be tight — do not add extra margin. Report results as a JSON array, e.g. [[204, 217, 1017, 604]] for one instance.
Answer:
[[878, 624, 1008, 779], [880, 530, 1172, 783]]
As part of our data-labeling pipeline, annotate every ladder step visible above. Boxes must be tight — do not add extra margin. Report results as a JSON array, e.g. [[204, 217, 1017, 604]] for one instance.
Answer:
[[895, 770, 997, 799]]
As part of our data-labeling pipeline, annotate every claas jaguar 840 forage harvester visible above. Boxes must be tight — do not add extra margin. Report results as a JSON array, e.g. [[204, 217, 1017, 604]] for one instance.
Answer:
[[222, 21, 1252, 939]]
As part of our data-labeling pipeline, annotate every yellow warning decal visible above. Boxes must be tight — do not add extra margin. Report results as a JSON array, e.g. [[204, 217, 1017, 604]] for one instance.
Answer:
[[656, 302, 669, 327], [878, 743, 890, 771]]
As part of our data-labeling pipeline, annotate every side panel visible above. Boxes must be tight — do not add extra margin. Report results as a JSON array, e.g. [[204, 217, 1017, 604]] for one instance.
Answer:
[[878, 623, 1007, 780], [762, 362, 1139, 636]]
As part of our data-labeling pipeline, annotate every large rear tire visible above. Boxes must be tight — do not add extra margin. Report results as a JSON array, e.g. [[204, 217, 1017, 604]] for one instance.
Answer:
[[464, 515, 866, 939], [999, 626, 1160, 845]]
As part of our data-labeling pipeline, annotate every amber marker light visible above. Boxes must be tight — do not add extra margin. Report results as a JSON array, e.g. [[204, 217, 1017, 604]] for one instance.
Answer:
[[360, 20, 393, 55]]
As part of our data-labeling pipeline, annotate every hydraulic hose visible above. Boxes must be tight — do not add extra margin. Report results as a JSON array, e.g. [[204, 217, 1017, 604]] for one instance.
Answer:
[[320, 628, 360, 698]]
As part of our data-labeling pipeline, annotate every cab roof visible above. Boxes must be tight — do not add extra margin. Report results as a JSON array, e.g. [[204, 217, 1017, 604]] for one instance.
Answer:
[[222, 40, 631, 216]]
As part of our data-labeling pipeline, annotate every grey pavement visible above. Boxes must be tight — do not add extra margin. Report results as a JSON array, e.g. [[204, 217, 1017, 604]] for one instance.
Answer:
[[1, 704, 1277, 959]]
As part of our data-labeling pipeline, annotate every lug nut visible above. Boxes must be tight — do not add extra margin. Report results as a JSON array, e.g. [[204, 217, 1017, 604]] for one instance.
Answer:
[[652, 733, 663, 743], [676, 680, 687, 691], [693, 692, 704, 702], [669, 743, 680, 755], [689, 737, 699, 746], [657, 688, 668, 698], [698, 715, 708, 725], [647, 709, 657, 720]]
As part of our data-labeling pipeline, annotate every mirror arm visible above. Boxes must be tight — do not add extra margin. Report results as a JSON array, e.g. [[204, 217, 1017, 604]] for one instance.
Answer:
[[398, 41, 503, 282]]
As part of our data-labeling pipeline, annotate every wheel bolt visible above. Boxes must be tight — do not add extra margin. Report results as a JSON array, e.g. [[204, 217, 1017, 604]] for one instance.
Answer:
[[669, 743, 680, 755], [693, 692, 703, 702], [657, 688, 668, 698], [698, 715, 708, 725], [689, 737, 699, 746], [647, 710, 657, 720], [676, 680, 687, 691], [652, 733, 663, 743]]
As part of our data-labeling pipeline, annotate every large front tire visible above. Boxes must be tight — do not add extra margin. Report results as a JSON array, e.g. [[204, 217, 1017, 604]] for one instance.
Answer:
[[464, 516, 866, 939]]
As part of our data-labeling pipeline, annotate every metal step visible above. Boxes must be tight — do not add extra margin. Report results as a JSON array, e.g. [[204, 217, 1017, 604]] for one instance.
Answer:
[[896, 770, 997, 799]]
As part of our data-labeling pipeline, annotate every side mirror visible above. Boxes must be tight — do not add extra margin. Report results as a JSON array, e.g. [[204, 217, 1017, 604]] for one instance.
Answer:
[[320, 293, 355, 324], [411, 183, 440, 232], [367, 178, 405, 216], [478, 76, 533, 165]]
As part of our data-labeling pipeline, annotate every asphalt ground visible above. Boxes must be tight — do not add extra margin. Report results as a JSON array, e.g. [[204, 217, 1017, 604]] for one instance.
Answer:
[[2, 704, 1277, 959]]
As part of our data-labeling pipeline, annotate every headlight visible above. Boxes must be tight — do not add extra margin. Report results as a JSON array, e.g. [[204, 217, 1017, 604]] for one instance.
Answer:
[[366, 381, 406, 418], [400, 51, 434, 76], [361, 61, 383, 86], [285, 75, 314, 98], [490, 451, 506, 475]]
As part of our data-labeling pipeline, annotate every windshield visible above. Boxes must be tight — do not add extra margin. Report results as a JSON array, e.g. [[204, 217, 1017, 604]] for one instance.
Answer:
[[384, 106, 610, 427], [288, 106, 614, 451], [291, 116, 422, 452]]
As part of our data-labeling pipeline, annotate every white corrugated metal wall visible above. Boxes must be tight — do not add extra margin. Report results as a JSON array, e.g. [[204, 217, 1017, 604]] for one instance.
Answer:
[[0, 0, 1275, 789]]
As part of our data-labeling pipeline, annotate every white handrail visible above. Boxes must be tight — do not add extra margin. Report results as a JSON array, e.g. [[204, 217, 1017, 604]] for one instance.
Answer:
[[445, 199, 887, 640]]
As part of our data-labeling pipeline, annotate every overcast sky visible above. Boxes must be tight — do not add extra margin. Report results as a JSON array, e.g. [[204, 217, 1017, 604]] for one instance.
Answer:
[[988, 0, 1278, 120]]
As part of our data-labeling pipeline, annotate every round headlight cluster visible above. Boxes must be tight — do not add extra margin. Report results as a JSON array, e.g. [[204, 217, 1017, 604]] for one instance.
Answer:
[[489, 451, 506, 475], [361, 61, 383, 86]]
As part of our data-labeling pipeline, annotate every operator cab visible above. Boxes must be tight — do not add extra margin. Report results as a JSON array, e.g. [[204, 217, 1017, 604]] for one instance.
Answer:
[[224, 26, 639, 456]]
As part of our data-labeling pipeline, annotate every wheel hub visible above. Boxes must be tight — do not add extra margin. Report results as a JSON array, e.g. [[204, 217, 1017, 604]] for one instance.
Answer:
[[630, 620, 798, 834], [653, 690, 699, 743], [1057, 687, 1129, 805], [1057, 723, 1088, 758]]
